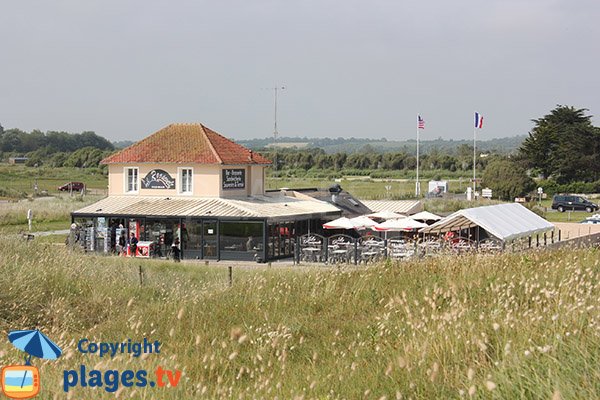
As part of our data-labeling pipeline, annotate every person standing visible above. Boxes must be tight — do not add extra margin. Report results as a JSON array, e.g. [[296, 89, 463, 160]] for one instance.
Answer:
[[129, 232, 139, 257], [172, 237, 181, 262], [118, 230, 126, 256]]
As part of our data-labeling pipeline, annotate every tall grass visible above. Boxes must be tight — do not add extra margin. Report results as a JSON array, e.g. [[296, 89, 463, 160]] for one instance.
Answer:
[[0, 195, 103, 231], [1, 239, 599, 398]]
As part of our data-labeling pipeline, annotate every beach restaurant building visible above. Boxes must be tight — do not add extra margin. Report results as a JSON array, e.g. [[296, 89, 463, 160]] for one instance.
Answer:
[[72, 123, 341, 261]]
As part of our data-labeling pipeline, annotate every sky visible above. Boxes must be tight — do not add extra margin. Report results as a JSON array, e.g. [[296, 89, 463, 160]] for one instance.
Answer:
[[1, 0, 599, 142]]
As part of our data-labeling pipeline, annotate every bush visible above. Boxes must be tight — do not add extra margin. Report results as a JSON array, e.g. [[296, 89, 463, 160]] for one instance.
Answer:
[[539, 180, 600, 195]]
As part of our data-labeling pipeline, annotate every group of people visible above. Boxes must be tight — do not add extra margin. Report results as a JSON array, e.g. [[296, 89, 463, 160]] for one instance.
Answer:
[[113, 228, 138, 256]]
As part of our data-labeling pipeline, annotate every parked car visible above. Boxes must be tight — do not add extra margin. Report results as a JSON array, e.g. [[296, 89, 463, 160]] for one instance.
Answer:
[[580, 214, 600, 224], [58, 182, 85, 192], [551, 194, 598, 213]]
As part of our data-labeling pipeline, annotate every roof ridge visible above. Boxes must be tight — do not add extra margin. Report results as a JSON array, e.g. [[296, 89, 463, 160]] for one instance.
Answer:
[[200, 124, 223, 164]]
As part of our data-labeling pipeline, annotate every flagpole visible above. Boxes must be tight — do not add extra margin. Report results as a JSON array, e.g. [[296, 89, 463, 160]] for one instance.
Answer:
[[473, 113, 477, 197], [416, 115, 420, 197]]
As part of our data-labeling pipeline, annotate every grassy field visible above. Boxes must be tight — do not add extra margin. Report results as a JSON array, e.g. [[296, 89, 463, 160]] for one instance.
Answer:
[[0, 195, 104, 233], [0, 240, 599, 398]]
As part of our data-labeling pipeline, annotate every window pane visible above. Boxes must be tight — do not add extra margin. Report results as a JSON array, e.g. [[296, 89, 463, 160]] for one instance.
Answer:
[[181, 169, 192, 193]]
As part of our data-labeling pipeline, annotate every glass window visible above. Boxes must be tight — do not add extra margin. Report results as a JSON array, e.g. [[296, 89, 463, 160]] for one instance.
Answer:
[[220, 221, 263, 261], [126, 168, 138, 192], [180, 168, 193, 194]]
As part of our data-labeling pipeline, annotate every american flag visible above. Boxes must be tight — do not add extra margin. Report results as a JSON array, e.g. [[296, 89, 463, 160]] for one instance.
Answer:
[[418, 115, 425, 129]]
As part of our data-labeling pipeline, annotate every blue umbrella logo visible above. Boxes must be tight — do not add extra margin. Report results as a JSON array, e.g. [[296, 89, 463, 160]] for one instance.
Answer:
[[5, 329, 62, 394], [8, 330, 62, 364]]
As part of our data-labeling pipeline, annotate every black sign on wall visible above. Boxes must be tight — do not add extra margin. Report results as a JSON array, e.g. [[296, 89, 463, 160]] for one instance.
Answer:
[[222, 169, 246, 190], [141, 169, 176, 189]]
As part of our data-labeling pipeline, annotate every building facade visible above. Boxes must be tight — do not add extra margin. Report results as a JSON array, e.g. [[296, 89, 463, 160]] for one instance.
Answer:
[[72, 123, 341, 261]]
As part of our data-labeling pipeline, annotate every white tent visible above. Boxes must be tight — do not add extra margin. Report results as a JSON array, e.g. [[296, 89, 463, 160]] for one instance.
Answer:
[[373, 218, 428, 232], [323, 217, 362, 230], [410, 211, 442, 221], [419, 203, 554, 242]]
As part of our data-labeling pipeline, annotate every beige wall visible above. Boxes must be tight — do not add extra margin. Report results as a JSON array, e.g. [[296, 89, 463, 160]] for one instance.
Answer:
[[107, 163, 266, 198]]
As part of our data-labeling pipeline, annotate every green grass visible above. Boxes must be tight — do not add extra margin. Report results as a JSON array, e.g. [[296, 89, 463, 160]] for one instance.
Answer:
[[1, 239, 599, 398]]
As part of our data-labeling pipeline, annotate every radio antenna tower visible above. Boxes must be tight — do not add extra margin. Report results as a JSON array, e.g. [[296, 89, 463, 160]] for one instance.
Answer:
[[271, 85, 285, 140]]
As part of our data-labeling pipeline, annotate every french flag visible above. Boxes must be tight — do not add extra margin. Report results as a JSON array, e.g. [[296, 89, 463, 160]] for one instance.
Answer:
[[474, 112, 483, 128]]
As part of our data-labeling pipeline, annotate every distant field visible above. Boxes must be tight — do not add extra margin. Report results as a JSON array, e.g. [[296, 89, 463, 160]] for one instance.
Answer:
[[266, 177, 471, 200], [0, 164, 107, 198]]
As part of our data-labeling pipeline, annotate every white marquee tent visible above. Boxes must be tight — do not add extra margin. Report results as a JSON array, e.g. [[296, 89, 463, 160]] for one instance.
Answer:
[[419, 203, 554, 242]]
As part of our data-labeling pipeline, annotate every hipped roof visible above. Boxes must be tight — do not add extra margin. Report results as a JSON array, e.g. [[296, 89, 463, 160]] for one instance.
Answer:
[[420, 203, 554, 242], [101, 123, 271, 165]]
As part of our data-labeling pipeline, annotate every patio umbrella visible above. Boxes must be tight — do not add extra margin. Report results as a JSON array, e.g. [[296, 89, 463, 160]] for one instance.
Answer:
[[410, 211, 442, 222], [366, 210, 406, 220], [350, 216, 378, 228], [323, 217, 359, 230], [8, 329, 62, 364], [372, 217, 428, 232]]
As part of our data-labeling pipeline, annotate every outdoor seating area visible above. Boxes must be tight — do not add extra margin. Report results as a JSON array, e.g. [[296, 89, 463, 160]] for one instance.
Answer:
[[294, 203, 557, 265]]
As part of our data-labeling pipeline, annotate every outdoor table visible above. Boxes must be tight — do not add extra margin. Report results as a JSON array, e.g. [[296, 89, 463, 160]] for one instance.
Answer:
[[302, 247, 321, 262]]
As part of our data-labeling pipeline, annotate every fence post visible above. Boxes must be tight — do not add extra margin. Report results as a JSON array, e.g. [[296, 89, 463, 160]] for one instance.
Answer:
[[138, 265, 144, 286], [558, 230, 561, 242], [228, 266, 233, 287]]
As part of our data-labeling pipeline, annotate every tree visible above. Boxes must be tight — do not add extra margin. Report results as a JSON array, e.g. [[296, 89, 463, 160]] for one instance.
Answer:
[[519, 105, 600, 183], [482, 158, 535, 200]]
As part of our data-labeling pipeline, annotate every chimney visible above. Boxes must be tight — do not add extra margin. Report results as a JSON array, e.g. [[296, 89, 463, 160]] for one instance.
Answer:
[[248, 150, 253, 161]]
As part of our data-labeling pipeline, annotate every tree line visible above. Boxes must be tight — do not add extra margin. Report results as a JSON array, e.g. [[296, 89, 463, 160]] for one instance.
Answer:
[[0, 126, 114, 168], [2, 104, 598, 199], [261, 143, 487, 174]]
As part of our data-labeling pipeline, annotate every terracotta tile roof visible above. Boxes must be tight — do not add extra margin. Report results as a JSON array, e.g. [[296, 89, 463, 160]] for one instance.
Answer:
[[101, 123, 271, 165]]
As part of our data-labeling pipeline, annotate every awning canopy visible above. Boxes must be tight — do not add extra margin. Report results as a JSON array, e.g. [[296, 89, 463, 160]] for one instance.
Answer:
[[419, 203, 554, 242], [72, 193, 341, 221]]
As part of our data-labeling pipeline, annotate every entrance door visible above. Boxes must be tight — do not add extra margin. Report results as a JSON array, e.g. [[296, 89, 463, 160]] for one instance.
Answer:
[[202, 220, 218, 259]]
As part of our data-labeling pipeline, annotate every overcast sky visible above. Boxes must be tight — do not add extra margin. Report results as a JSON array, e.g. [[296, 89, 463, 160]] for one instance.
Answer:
[[1, 0, 599, 142]]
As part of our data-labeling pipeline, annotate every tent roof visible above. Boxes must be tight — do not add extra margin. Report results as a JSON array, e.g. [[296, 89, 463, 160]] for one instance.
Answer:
[[419, 203, 554, 241]]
